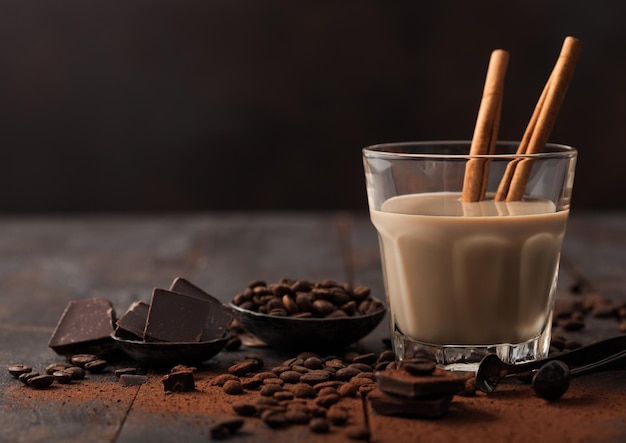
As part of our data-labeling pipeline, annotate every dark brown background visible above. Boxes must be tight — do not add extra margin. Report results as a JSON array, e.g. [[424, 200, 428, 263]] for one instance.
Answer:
[[0, 1, 623, 213]]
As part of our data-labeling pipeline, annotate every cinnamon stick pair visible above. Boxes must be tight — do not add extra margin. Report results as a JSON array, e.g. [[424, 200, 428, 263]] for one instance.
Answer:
[[462, 36, 583, 203]]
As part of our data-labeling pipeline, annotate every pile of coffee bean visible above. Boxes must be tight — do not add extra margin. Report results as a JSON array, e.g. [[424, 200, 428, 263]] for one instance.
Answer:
[[6, 354, 112, 389], [555, 282, 626, 334], [210, 350, 397, 440], [231, 278, 383, 318]]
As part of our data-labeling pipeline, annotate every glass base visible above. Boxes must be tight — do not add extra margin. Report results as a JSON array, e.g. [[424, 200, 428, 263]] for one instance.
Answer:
[[393, 324, 552, 373]]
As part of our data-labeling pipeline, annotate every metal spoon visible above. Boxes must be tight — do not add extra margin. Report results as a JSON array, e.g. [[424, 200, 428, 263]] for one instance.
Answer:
[[475, 335, 626, 393]]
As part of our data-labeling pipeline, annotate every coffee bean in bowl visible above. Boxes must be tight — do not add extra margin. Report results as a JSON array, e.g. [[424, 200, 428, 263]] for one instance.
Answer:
[[229, 279, 386, 351]]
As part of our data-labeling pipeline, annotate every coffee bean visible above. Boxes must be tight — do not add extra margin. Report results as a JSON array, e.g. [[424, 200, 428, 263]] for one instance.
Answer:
[[241, 378, 263, 390], [28, 374, 55, 389], [313, 381, 342, 391], [309, 417, 330, 433], [262, 378, 284, 386], [354, 372, 377, 382], [285, 409, 310, 424], [290, 280, 312, 293], [326, 310, 348, 318], [293, 312, 313, 318], [303, 357, 324, 370], [279, 370, 302, 384], [261, 410, 287, 428], [348, 363, 374, 373], [560, 318, 585, 331], [532, 360, 571, 401], [70, 354, 98, 368], [336, 367, 361, 380], [274, 390, 294, 401], [346, 425, 371, 441], [19, 371, 40, 385], [84, 359, 107, 373], [318, 386, 339, 397], [312, 299, 336, 316], [210, 418, 244, 440], [325, 359, 346, 370], [272, 365, 291, 376], [53, 370, 72, 384], [291, 365, 310, 374], [260, 384, 283, 397], [232, 403, 257, 417], [340, 301, 357, 316], [459, 376, 477, 397], [45, 362, 72, 375], [228, 360, 259, 376], [300, 370, 332, 385], [352, 353, 377, 365], [223, 380, 244, 395], [282, 295, 299, 314], [8, 364, 32, 377], [211, 374, 240, 386], [338, 382, 358, 397], [327, 405, 349, 425], [352, 286, 371, 301], [291, 383, 316, 398], [224, 336, 243, 351], [315, 393, 340, 408], [248, 280, 267, 289]]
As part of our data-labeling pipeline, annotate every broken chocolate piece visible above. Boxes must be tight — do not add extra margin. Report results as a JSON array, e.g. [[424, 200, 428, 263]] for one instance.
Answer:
[[115, 301, 149, 339], [376, 367, 465, 399], [162, 370, 195, 392], [144, 288, 214, 342], [368, 388, 453, 418], [169, 277, 234, 340], [48, 298, 116, 356]]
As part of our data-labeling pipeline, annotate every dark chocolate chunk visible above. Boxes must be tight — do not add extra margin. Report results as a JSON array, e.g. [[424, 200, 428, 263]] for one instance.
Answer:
[[169, 277, 234, 340], [162, 370, 195, 392], [376, 368, 465, 399], [368, 388, 453, 418], [115, 301, 149, 339], [144, 288, 213, 342], [48, 298, 116, 356]]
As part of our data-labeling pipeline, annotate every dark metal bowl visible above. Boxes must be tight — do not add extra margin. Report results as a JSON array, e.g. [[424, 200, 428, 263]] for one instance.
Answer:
[[229, 297, 387, 351], [111, 331, 231, 367]]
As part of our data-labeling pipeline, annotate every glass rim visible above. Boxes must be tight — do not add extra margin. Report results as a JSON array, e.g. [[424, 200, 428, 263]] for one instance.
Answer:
[[362, 140, 577, 160]]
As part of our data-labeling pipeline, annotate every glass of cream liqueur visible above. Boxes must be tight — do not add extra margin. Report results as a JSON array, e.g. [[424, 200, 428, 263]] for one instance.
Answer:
[[363, 141, 577, 371]]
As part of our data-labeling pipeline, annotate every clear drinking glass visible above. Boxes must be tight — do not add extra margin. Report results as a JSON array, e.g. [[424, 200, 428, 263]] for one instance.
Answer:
[[363, 141, 577, 371]]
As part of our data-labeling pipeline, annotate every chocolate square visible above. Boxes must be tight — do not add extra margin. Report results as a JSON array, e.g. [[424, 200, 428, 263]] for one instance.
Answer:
[[169, 277, 233, 340], [376, 367, 466, 399], [368, 388, 453, 418], [115, 301, 149, 340], [143, 288, 213, 342], [48, 298, 116, 355]]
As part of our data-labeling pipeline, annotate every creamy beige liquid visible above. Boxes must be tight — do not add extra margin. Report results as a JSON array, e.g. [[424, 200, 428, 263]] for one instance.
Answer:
[[370, 192, 568, 345]]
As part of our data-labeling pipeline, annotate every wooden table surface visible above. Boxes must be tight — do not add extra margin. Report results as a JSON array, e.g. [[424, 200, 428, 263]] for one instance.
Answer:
[[1, 212, 625, 443]]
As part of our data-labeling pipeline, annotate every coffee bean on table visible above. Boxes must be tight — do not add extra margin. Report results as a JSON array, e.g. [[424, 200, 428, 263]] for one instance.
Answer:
[[262, 410, 287, 428], [232, 403, 257, 417], [327, 405, 349, 425], [28, 374, 55, 389], [300, 370, 331, 385], [309, 417, 330, 433], [70, 354, 98, 368], [46, 362, 72, 375], [8, 364, 32, 377], [210, 418, 245, 440], [346, 425, 371, 441], [228, 360, 259, 376], [291, 383, 316, 398], [211, 374, 240, 387], [223, 380, 244, 395], [279, 370, 302, 384], [285, 409, 310, 424], [84, 359, 107, 373], [19, 372, 40, 385], [260, 384, 283, 397], [53, 370, 72, 384]]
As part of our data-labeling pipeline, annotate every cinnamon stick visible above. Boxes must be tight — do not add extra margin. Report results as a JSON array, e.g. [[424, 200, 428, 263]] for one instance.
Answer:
[[462, 49, 509, 202], [502, 36, 582, 201]]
